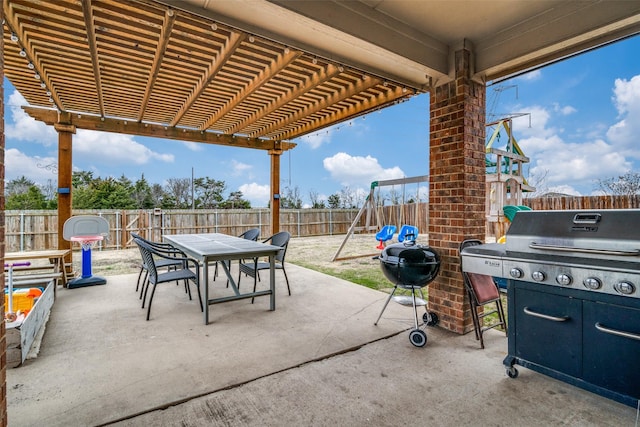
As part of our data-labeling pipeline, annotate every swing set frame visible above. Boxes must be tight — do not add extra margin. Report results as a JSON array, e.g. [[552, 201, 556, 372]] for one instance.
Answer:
[[332, 175, 429, 261]]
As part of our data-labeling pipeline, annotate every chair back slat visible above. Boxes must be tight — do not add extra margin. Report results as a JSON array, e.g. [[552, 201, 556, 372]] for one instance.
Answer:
[[266, 231, 290, 263], [134, 239, 158, 283]]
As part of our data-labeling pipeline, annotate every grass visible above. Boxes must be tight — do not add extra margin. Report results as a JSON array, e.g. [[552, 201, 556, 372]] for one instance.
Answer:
[[291, 260, 389, 290]]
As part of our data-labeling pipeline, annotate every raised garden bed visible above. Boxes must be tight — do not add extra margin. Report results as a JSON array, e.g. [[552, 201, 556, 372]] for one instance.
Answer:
[[5, 280, 54, 368]]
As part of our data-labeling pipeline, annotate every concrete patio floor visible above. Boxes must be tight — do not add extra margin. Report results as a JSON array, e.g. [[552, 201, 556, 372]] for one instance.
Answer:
[[7, 264, 639, 426]]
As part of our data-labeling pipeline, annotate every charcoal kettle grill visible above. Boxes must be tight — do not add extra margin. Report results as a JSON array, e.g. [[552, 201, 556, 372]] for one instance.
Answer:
[[374, 240, 441, 347]]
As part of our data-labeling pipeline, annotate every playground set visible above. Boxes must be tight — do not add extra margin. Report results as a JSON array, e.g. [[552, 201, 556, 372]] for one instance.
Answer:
[[332, 175, 429, 261], [485, 118, 535, 238]]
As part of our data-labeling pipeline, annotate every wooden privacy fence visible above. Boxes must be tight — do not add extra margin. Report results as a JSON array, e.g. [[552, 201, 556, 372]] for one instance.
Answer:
[[486, 195, 640, 238], [4, 204, 429, 252], [523, 195, 640, 211], [10, 196, 638, 252]]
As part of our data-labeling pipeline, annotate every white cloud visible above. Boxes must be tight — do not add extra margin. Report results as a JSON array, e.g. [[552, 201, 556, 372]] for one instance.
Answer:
[[607, 75, 640, 152], [75, 129, 174, 165], [5, 149, 59, 184], [182, 141, 204, 152], [301, 130, 332, 149], [553, 103, 577, 115], [5, 91, 57, 145], [323, 152, 405, 187], [545, 185, 581, 196], [513, 99, 632, 195], [239, 182, 270, 207], [230, 159, 252, 176], [517, 69, 542, 81]]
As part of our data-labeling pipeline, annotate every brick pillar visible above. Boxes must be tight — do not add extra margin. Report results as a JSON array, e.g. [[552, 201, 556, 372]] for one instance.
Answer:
[[428, 48, 486, 334], [0, 3, 7, 424]]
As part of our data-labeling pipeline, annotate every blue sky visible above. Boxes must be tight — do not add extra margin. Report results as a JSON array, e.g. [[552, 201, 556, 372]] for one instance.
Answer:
[[4, 34, 640, 207]]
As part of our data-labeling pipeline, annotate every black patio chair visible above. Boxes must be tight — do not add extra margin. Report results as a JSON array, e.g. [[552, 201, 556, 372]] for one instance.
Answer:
[[134, 237, 203, 321], [459, 239, 507, 349], [215, 228, 261, 283], [238, 231, 291, 302], [131, 232, 186, 299]]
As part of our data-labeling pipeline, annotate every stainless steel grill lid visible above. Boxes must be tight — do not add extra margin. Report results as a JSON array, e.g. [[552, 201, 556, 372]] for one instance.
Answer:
[[504, 209, 640, 261], [460, 209, 640, 299]]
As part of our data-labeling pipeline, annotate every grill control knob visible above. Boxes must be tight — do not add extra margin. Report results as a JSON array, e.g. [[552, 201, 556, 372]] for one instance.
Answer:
[[532, 271, 545, 282], [583, 277, 602, 290], [614, 281, 635, 295], [556, 274, 572, 286], [509, 268, 524, 279]]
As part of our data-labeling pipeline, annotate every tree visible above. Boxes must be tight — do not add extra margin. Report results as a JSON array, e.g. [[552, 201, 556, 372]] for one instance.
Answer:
[[327, 193, 341, 209], [6, 176, 35, 196], [193, 177, 225, 208], [6, 185, 47, 209], [150, 183, 166, 207], [72, 170, 95, 187], [220, 191, 251, 209], [596, 172, 640, 196], [164, 178, 191, 209], [309, 189, 326, 209], [132, 175, 155, 209], [339, 186, 357, 208], [92, 177, 136, 209], [281, 186, 302, 209]]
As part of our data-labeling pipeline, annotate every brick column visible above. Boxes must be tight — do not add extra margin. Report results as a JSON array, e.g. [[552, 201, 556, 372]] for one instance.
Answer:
[[428, 48, 486, 334]]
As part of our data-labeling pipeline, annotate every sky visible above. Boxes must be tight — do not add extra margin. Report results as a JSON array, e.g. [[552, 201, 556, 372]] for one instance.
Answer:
[[4, 34, 640, 208]]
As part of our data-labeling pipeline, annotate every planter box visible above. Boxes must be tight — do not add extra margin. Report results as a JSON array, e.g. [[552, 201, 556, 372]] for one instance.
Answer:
[[6, 280, 55, 368]]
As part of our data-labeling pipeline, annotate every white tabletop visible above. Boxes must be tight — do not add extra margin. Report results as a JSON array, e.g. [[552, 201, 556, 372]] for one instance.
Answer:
[[163, 233, 280, 262]]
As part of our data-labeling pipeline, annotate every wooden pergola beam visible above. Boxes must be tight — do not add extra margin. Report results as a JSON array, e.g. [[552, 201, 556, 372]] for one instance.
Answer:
[[251, 75, 382, 138], [170, 32, 246, 127], [23, 106, 296, 152], [81, 0, 105, 117], [201, 48, 303, 130], [225, 63, 341, 135], [137, 8, 177, 122]]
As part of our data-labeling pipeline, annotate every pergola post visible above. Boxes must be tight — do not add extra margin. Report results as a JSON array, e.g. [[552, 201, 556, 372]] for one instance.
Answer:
[[54, 116, 76, 262], [428, 46, 486, 334], [269, 147, 282, 234]]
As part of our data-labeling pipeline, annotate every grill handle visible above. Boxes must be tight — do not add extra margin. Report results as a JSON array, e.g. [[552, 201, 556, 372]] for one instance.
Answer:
[[595, 322, 640, 341], [523, 307, 569, 322], [529, 243, 640, 257]]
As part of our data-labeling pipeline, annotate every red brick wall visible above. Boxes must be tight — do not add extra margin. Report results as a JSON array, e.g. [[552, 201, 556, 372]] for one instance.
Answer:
[[428, 48, 486, 334], [1, 3, 7, 424]]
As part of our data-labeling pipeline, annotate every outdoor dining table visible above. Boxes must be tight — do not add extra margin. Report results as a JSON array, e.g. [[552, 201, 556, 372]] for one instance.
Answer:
[[163, 233, 282, 324]]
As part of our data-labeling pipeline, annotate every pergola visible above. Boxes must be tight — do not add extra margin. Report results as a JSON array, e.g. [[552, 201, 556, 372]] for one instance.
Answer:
[[2, 0, 640, 341]]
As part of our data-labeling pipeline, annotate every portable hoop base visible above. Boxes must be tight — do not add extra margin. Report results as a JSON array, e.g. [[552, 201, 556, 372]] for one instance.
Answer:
[[68, 236, 106, 289]]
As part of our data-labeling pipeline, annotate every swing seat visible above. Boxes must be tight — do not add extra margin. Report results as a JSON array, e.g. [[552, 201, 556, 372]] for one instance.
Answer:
[[397, 225, 418, 242], [375, 225, 396, 249]]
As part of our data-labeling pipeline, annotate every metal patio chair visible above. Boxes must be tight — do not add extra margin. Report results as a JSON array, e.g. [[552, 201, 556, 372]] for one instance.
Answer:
[[131, 232, 186, 299], [215, 228, 261, 283], [238, 231, 291, 302], [134, 237, 203, 321]]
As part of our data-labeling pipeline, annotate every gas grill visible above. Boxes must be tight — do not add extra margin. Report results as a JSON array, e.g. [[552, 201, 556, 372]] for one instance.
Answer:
[[461, 209, 640, 408]]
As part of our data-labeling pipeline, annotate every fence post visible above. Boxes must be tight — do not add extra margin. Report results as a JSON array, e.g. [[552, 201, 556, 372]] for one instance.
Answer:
[[329, 209, 333, 235], [19, 212, 25, 251]]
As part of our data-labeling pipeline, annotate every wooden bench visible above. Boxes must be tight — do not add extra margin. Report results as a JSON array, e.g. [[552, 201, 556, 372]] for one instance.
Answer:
[[5, 249, 71, 297], [6, 272, 63, 288]]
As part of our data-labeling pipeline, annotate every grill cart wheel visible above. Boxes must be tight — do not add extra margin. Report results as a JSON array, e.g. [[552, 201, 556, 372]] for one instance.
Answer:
[[409, 329, 427, 347], [424, 311, 439, 326], [506, 367, 519, 378]]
